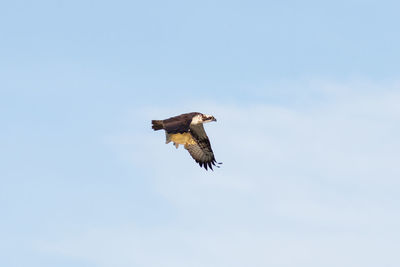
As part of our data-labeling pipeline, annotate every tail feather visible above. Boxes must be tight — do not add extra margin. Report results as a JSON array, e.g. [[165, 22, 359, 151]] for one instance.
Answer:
[[151, 120, 164, 131]]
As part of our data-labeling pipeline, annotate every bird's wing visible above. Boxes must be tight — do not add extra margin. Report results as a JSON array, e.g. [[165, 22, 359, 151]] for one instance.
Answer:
[[163, 113, 199, 134], [185, 124, 221, 170]]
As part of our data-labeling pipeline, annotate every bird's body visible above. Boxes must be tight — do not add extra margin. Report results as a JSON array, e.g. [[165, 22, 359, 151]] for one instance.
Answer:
[[152, 112, 221, 170], [166, 132, 196, 148]]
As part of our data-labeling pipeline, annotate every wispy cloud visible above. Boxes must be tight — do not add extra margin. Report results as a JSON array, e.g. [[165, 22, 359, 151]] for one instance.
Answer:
[[41, 80, 400, 267]]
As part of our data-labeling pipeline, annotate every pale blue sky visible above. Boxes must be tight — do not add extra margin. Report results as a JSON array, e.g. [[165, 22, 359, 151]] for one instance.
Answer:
[[1, 1, 400, 266]]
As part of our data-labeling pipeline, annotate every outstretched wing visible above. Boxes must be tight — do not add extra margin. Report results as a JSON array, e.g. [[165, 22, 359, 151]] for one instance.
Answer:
[[185, 124, 221, 170]]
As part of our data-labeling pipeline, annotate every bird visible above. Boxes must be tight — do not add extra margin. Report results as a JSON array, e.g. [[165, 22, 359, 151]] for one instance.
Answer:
[[151, 112, 222, 170]]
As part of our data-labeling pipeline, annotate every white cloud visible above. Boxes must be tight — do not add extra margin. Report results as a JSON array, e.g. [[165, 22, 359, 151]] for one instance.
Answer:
[[38, 224, 399, 267], [42, 80, 400, 267]]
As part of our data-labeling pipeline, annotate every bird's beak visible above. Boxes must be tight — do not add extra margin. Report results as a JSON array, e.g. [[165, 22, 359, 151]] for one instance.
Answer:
[[213, 117, 217, 122]]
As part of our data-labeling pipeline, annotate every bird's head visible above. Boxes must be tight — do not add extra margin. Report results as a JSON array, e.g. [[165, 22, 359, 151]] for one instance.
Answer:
[[201, 114, 217, 123], [191, 113, 217, 124]]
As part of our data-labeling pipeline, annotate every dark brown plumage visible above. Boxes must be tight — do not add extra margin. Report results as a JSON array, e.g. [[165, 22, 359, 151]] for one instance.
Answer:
[[152, 112, 222, 170]]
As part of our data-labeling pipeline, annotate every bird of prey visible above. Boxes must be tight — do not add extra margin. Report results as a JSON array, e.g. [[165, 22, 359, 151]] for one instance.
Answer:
[[152, 112, 222, 170]]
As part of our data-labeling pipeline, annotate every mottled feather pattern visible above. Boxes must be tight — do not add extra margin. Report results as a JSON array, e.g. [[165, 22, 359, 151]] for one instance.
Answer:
[[185, 143, 218, 170], [186, 124, 220, 170], [152, 112, 221, 170]]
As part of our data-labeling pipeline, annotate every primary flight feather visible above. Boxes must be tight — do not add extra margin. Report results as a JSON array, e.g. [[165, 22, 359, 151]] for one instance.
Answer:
[[151, 112, 222, 170]]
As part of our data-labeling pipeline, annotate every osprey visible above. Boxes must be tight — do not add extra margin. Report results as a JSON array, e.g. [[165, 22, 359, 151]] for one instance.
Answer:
[[152, 112, 222, 170]]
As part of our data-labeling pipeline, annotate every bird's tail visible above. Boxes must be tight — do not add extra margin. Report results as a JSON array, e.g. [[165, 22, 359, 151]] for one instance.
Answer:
[[151, 120, 164, 131]]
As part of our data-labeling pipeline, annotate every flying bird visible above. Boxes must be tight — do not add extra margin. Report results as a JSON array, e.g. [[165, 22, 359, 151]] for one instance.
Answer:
[[152, 112, 222, 170]]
